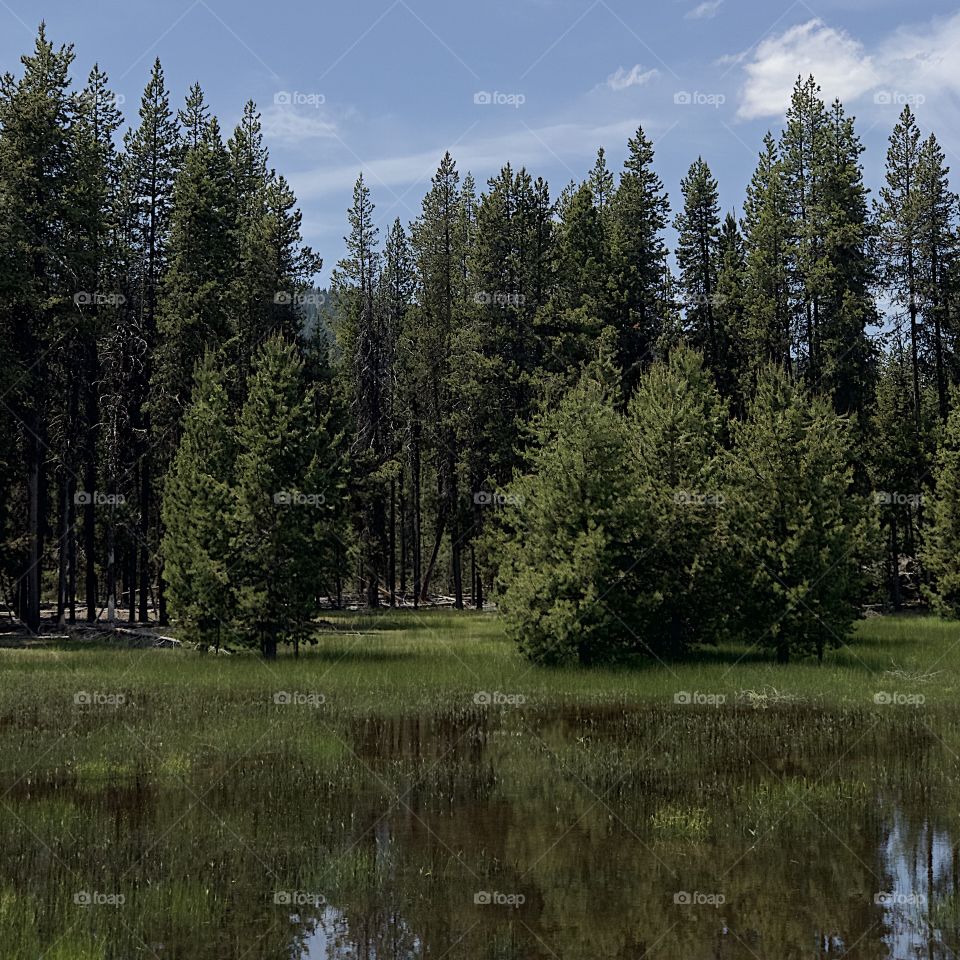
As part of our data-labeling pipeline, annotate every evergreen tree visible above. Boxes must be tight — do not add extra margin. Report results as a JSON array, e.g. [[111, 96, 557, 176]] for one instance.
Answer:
[[161, 351, 236, 649], [0, 25, 77, 631], [608, 127, 670, 389], [726, 366, 871, 662], [714, 212, 748, 408], [922, 395, 960, 616], [233, 336, 339, 657], [152, 116, 238, 461], [674, 158, 722, 374], [742, 133, 791, 392], [124, 56, 179, 622], [627, 346, 731, 654], [495, 368, 641, 666], [877, 106, 925, 438], [332, 173, 387, 607], [410, 152, 471, 605], [916, 133, 958, 420]]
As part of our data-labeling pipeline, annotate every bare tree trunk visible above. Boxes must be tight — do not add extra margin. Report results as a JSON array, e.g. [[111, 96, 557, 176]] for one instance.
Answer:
[[419, 509, 447, 604], [388, 478, 396, 607]]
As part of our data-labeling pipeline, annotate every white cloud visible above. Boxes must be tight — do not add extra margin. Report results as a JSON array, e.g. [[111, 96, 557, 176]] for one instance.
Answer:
[[735, 20, 878, 119], [260, 103, 338, 145], [606, 64, 660, 92], [733, 11, 960, 120], [686, 0, 723, 21]]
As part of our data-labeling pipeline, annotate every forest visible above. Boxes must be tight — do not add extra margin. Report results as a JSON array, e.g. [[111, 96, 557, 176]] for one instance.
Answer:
[[2, 25, 960, 666]]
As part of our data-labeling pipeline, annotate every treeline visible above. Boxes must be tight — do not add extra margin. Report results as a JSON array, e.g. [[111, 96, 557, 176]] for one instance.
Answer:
[[2, 26, 960, 661]]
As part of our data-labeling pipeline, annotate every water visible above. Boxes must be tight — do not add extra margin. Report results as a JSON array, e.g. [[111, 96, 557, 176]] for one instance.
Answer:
[[1, 704, 958, 958]]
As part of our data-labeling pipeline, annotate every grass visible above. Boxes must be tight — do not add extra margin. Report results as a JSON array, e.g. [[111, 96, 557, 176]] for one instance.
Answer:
[[4, 608, 959, 716]]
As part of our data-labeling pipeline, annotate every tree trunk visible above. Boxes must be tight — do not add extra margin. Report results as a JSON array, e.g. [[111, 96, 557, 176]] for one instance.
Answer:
[[388, 478, 396, 607], [138, 454, 151, 621], [24, 411, 43, 634], [420, 509, 447, 604], [83, 340, 98, 622]]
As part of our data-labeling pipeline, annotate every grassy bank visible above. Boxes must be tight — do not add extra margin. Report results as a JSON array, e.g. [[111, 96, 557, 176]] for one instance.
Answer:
[[2, 609, 956, 715]]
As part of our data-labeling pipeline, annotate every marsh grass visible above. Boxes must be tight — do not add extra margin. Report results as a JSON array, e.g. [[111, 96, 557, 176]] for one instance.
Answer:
[[2, 611, 960, 958]]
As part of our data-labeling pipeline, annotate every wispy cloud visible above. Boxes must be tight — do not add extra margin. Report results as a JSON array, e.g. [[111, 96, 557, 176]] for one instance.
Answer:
[[606, 64, 660, 91], [261, 103, 338, 145], [685, 0, 722, 21], [287, 118, 653, 200]]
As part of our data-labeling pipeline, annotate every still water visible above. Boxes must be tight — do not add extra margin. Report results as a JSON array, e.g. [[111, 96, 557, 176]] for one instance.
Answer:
[[2, 705, 958, 958]]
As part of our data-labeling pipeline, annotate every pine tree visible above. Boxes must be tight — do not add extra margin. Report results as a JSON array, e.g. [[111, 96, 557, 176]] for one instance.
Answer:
[[124, 56, 179, 622], [64, 63, 124, 624], [627, 346, 731, 654], [588, 147, 615, 219], [916, 133, 958, 420], [178, 81, 211, 152], [922, 394, 960, 616], [817, 97, 876, 423], [0, 25, 77, 631], [410, 152, 471, 605], [714, 212, 748, 407], [152, 116, 238, 463], [332, 173, 387, 607], [608, 127, 670, 390], [779, 76, 829, 383], [674, 158, 722, 373], [726, 366, 871, 662], [878, 105, 925, 438], [161, 350, 236, 648], [869, 344, 937, 607], [742, 133, 791, 393], [233, 336, 339, 657], [494, 368, 642, 665]]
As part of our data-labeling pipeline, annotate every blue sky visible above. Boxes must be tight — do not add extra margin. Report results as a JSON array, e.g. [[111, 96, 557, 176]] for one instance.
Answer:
[[2, 0, 958, 283]]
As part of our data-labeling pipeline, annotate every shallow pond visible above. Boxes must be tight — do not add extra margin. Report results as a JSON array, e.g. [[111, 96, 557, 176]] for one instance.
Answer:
[[2, 703, 958, 958]]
